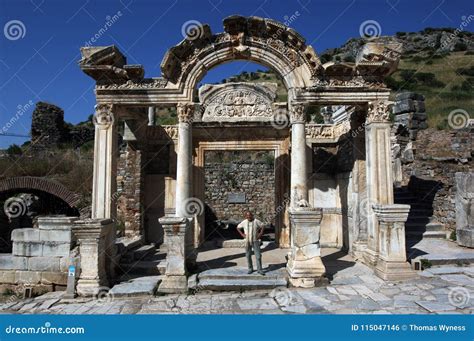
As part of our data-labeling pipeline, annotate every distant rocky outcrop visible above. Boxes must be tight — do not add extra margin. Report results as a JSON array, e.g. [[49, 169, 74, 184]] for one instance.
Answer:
[[30, 102, 94, 150], [320, 28, 474, 63]]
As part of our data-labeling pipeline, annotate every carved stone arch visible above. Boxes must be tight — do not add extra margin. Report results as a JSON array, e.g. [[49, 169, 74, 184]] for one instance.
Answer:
[[160, 15, 322, 101]]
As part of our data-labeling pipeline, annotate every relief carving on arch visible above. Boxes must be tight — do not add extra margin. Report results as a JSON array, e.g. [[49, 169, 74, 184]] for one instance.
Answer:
[[199, 82, 277, 122]]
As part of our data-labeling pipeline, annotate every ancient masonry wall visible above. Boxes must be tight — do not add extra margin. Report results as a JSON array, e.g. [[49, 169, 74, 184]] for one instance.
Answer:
[[117, 143, 144, 237], [401, 128, 473, 230], [204, 151, 275, 223]]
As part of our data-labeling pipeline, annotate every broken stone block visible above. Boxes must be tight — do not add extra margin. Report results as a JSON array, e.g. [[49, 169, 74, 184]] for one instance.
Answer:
[[42, 242, 71, 257], [0, 270, 16, 284], [39, 229, 72, 243], [395, 91, 425, 102], [11, 228, 40, 242], [0, 255, 28, 270], [15, 270, 42, 284], [41, 271, 67, 285], [12, 242, 42, 257], [28, 257, 61, 272]]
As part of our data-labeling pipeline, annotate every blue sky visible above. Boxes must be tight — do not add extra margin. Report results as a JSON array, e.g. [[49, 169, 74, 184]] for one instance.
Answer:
[[0, 0, 472, 148]]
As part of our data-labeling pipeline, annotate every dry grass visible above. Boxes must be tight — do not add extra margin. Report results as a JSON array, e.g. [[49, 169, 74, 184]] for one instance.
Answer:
[[393, 51, 474, 128], [0, 149, 93, 209]]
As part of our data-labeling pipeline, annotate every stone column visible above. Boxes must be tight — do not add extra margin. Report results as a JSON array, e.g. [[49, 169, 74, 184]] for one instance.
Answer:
[[289, 103, 308, 208], [363, 101, 394, 266], [73, 219, 116, 296], [92, 103, 118, 220], [157, 217, 190, 293], [455, 172, 474, 248], [175, 103, 194, 218], [148, 106, 156, 126], [287, 103, 326, 287], [373, 204, 416, 280]]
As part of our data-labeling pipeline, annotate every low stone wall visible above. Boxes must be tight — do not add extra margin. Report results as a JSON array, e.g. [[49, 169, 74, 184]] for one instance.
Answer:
[[0, 216, 78, 294]]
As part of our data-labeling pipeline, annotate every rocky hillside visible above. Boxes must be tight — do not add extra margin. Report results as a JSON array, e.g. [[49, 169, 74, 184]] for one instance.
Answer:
[[320, 27, 474, 62], [320, 28, 474, 128]]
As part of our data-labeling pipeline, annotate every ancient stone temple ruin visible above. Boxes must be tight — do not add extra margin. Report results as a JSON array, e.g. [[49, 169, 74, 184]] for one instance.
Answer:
[[1, 16, 427, 295]]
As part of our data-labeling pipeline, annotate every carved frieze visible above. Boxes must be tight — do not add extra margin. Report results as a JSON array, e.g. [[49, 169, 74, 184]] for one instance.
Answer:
[[199, 82, 277, 122], [305, 120, 351, 141], [310, 75, 386, 90], [367, 100, 392, 123], [96, 78, 168, 90]]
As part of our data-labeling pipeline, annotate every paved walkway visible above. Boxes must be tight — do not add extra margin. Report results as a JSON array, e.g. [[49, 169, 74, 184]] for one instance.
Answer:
[[1, 263, 472, 314]]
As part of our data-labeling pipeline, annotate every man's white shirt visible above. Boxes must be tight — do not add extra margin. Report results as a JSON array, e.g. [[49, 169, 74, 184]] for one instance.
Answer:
[[237, 219, 264, 243]]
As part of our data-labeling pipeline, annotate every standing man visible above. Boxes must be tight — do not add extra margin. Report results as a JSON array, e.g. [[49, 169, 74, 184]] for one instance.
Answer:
[[237, 211, 265, 275]]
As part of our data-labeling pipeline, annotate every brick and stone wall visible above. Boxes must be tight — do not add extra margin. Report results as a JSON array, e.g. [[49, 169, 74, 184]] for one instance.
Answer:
[[117, 144, 145, 238], [204, 151, 275, 223]]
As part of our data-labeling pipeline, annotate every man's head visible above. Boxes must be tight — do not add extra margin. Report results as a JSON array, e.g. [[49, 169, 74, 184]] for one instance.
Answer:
[[245, 211, 254, 221]]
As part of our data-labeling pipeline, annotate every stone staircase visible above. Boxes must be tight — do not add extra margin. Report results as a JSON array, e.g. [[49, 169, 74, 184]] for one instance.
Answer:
[[117, 242, 166, 281], [394, 187, 447, 240], [194, 267, 288, 291]]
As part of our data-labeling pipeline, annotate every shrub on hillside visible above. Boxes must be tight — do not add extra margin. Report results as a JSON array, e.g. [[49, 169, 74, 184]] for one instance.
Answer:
[[414, 72, 445, 87], [6, 144, 22, 157], [453, 42, 468, 51]]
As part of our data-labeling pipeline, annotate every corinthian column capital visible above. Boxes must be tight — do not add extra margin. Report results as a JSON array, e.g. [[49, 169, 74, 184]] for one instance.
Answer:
[[366, 100, 393, 124], [93, 103, 115, 129], [177, 103, 195, 124], [290, 103, 306, 124]]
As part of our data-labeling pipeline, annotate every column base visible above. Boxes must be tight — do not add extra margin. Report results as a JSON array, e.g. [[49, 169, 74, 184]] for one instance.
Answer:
[[157, 275, 188, 294], [350, 241, 367, 261], [456, 225, 474, 248], [375, 259, 418, 281], [76, 279, 106, 297], [287, 256, 327, 288], [362, 248, 378, 266]]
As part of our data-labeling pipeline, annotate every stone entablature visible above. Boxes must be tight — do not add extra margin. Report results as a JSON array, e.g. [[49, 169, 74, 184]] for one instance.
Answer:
[[305, 120, 351, 143], [198, 82, 277, 122]]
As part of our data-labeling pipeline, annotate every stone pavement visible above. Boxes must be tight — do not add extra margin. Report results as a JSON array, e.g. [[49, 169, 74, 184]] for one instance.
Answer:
[[1, 263, 472, 315]]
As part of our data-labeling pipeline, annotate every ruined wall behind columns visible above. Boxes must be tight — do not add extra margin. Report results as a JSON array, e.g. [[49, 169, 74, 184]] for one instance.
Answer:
[[117, 143, 144, 238], [204, 151, 275, 224]]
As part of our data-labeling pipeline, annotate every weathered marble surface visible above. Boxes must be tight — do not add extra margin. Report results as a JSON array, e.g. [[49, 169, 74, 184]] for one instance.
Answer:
[[1, 263, 472, 315], [456, 172, 474, 248]]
